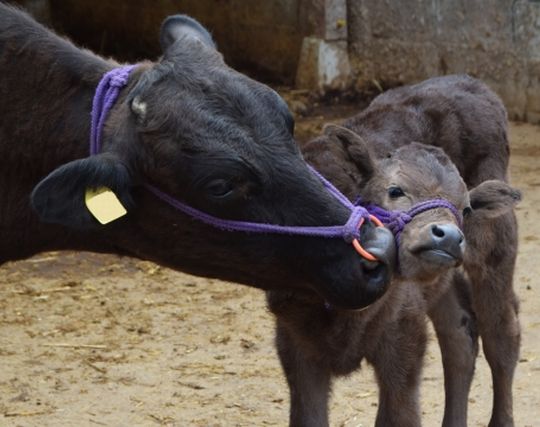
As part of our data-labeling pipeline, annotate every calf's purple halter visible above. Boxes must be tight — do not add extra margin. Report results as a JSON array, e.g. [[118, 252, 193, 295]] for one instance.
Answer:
[[90, 66, 373, 246], [359, 198, 463, 245]]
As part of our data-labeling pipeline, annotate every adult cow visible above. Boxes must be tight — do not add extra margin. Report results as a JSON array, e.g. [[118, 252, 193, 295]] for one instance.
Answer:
[[0, 4, 395, 310]]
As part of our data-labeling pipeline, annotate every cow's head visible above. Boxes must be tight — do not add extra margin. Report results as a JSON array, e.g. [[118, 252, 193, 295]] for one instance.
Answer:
[[304, 125, 520, 282], [30, 16, 396, 309]]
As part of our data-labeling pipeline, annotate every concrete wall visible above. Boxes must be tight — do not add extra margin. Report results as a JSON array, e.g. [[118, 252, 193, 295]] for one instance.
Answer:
[[12, 0, 317, 84], [11, 0, 540, 121], [11, 0, 349, 87], [348, 0, 540, 122], [48, 0, 309, 82]]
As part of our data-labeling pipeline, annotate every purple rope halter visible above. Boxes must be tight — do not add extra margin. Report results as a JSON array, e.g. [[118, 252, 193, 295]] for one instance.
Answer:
[[90, 65, 137, 156], [361, 198, 463, 245], [90, 66, 371, 242]]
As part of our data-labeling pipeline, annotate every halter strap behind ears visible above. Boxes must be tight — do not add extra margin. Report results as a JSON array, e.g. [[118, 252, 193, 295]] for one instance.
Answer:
[[89, 66, 375, 249]]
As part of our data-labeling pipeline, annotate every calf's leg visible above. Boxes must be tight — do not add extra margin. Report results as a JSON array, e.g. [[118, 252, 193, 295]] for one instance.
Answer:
[[275, 322, 332, 427], [368, 310, 427, 427], [465, 212, 520, 427], [429, 273, 479, 427]]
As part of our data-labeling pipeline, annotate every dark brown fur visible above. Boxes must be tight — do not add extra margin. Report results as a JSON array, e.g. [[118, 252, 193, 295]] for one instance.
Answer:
[[0, 4, 396, 309], [269, 75, 520, 427]]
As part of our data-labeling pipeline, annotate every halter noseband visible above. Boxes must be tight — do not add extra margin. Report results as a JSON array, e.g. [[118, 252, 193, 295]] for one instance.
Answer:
[[360, 198, 463, 245]]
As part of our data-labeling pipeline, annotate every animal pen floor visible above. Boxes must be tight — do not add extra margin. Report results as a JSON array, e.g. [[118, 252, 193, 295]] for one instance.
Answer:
[[0, 102, 539, 427]]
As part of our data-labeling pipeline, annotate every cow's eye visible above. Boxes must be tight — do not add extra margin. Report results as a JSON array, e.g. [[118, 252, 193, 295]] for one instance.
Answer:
[[205, 179, 234, 198], [463, 206, 472, 217], [388, 186, 405, 199]]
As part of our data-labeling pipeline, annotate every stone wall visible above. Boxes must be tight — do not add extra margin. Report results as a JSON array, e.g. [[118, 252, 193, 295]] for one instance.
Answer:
[[348, 0, 540, 122]]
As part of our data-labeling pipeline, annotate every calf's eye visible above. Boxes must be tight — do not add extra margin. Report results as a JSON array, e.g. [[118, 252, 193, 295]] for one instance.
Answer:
[[463, 206, 473, 217], [388, 186, 405, 199], [205, 179, 234, 198]]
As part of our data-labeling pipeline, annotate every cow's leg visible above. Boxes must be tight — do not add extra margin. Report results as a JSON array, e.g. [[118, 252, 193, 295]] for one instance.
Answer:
[[465, 212, 520, 427], [429, 273, 479, 427], [368, 309, 427, 427], [275, 322, 332, 427]]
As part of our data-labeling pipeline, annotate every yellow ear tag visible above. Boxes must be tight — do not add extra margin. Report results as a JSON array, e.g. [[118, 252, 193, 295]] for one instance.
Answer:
[[85, 187, 127, 225]]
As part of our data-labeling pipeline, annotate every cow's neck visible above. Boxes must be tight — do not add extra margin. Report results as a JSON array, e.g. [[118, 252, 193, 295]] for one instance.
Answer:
[[0, 6, 118, 261], [0, 6, 112, 170]]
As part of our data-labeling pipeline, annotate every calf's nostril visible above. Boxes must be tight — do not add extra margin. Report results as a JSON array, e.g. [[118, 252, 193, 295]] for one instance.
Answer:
[[431, 225, 445, 238], [430, 223, 465, 248]]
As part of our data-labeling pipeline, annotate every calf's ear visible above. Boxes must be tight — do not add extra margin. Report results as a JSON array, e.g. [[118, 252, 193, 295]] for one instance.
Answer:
[[160, 15, 216, 52], [31, 154, 133, 229], [323, 124, 376, 180], [302, 124, 376, 199], [468, 180, 521, 220]]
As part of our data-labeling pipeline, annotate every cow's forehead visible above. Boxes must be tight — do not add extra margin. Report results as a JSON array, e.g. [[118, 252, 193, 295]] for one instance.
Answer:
[[134, 57, 287, 121], [125, 55, 297, 166]]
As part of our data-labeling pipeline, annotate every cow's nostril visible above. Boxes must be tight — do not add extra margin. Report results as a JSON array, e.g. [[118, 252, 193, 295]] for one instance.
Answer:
[[431, 225, 445, 238]]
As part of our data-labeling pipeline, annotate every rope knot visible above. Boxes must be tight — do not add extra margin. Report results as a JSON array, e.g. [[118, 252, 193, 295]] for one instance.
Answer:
[[109, 71, 131, 88], [342, 206, 370, 243], [387, 211, 412, 236]]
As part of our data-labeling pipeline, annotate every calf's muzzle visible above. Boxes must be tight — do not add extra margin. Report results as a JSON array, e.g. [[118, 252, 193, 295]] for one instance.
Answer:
[[410, 222, 465, 267]]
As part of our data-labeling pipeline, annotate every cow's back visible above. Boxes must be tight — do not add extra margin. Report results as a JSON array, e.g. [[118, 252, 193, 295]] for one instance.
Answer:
[[345, 75, 509, 187]]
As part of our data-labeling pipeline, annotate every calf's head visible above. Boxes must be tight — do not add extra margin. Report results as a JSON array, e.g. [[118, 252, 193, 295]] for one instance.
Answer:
[[305, 125, 520, 282], [30, 16, 396, 309]]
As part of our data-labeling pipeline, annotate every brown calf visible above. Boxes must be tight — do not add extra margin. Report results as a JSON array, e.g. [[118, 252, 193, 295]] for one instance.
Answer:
[[269, 75, 520, 427]]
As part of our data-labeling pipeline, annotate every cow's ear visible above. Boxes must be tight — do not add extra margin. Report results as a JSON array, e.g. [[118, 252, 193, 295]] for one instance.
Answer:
[[467, 180, 521, 220], [31, 154, 133, 229], [160, 15, 215, 52]]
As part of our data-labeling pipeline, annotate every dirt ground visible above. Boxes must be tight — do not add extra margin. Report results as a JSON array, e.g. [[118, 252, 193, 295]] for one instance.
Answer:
[[0, 106, 539, 426]]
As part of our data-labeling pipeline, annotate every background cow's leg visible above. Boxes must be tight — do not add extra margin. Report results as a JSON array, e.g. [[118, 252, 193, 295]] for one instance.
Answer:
[[465, 212, 520, 427], [475, 269, 519, 427], [368, 309, 427, 427], [429, 274, 479, 427], [275, 323, 332, 427]]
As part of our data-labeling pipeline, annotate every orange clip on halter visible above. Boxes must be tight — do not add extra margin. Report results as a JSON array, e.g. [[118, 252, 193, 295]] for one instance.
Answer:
[[352, 215, 384, 262]]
